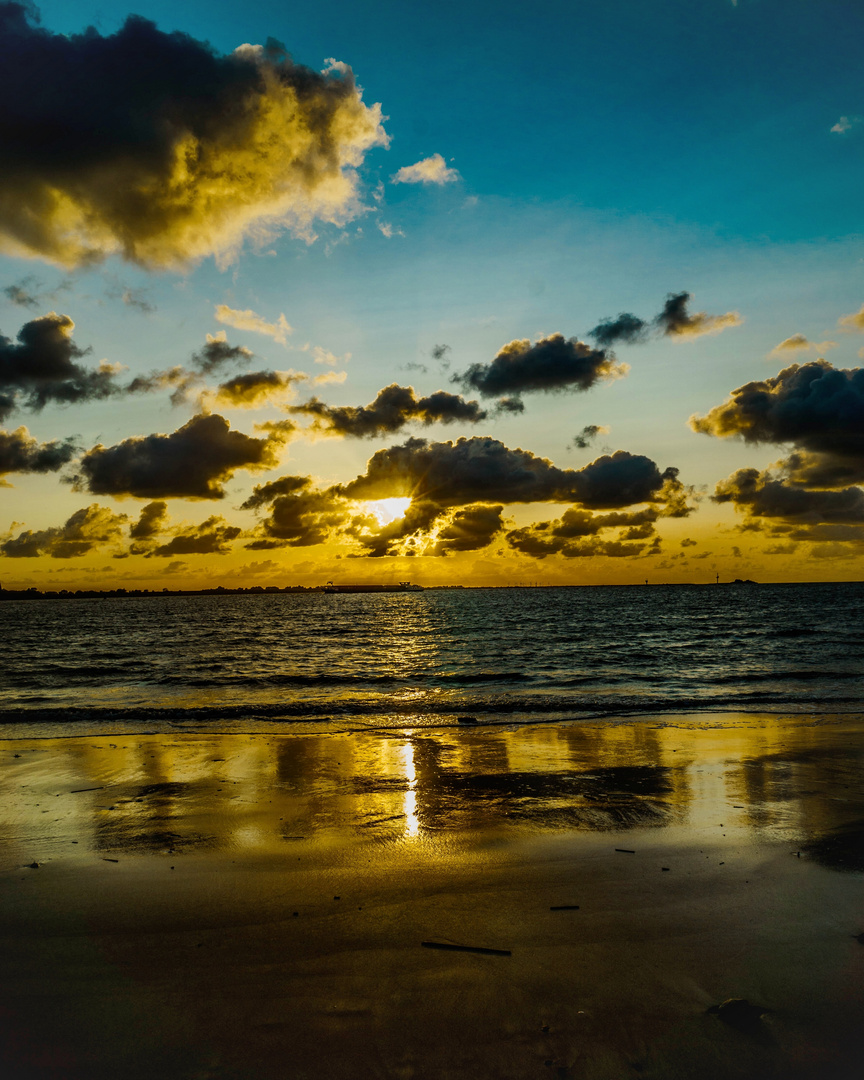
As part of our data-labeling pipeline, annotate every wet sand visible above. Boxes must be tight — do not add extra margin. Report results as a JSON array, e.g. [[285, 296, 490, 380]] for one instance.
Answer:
[[1, 713, 863, 1080]]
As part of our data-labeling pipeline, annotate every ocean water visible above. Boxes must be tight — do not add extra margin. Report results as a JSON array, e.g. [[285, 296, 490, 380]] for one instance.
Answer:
[[1, 582, 863, 732]]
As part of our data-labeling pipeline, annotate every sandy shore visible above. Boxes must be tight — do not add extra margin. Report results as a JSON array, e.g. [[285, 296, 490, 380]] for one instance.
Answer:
[[1, 713, 863, 1079]]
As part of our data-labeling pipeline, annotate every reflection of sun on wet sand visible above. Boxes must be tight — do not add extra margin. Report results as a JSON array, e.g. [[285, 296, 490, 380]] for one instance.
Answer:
[[2, 714, 864, 1079]]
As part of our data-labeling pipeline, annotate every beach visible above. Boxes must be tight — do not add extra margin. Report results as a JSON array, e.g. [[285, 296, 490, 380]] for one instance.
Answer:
[[2, 713, 863, 1080]]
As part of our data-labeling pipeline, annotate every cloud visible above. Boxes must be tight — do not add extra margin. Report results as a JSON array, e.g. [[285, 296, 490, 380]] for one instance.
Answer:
[[0, 425, 77, 480], [213, 369, 306, 408], [149, 515, 241, 556], [1, 503, 127, 558], [129, 500, 168, 540], [453, 334, 627, 399], [713, 467, 864, 525], [288, 383, 487, 438], [831, 115, 861, 134], [506, 506, 661, 559], [588, 313, 648, 347], [426, 504, 504, 555], [3, 283, 38, 309], [72, 413, 289, 499], [571, 424, 608, 450], [377, 222, 404, 239], [0, 6, 388, 269], [340, 436, 689, 512], [214, 305, 293, 345], [0, 312, 124, 420], [237, 436, 691, 559], [690, 360, 864, 478], [391, 153, 459, 185], [432, 344, 451, 368], [2, 275, 71, 310], [312, 370, 347, 386], [242, 474, 350, 547], [655, 292, 742, 339], [769, 333, 836, 357], [696, 360, 864, 539], [837, 304, 864, 331], [191, 332, 253, 374], [103, 278, 156, 314]]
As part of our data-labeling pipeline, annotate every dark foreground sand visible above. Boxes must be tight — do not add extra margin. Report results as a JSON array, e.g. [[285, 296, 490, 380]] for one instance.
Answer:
[[1, 713, 863, 1080]]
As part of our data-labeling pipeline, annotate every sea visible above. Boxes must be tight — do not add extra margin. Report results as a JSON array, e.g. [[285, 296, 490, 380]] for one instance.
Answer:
[[1, 582, 863, 736]]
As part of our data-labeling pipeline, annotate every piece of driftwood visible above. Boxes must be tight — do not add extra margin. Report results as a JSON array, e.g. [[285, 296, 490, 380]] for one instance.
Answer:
[[421, 941, 511, 956]]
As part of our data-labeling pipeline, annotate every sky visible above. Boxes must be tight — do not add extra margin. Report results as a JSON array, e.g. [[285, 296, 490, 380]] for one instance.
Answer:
[[3, 0, 864, 589]]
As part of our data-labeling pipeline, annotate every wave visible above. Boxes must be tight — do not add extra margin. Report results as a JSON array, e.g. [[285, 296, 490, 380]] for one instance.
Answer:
[[3, 689, 864, 731]]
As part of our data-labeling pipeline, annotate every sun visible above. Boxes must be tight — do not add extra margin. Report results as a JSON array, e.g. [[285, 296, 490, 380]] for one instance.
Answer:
[[364, 497, 412, 525]]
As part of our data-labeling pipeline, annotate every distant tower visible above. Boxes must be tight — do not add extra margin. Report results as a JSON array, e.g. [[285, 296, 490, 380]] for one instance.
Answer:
[[716, 572, 720, 584]]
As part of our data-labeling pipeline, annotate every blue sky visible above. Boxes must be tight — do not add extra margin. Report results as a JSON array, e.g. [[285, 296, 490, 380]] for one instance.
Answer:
[[2, 0, 864, 587]]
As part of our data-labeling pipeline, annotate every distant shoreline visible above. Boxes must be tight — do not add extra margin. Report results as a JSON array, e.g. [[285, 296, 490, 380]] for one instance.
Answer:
[[0, 579, 860, 600]]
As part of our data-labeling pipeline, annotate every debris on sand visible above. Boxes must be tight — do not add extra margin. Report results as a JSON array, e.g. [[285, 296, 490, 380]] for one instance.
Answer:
[[421, 941, 511, 956], [708, 998, 768, 1030]]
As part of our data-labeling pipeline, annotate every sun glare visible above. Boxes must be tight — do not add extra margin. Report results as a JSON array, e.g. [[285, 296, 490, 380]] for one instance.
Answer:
[[365, 496, 412, 525]]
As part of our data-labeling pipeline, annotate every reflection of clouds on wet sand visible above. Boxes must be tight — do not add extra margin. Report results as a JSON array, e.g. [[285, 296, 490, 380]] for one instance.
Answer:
[[4, 715, 864, 863], [4, 716, 864, 1080]]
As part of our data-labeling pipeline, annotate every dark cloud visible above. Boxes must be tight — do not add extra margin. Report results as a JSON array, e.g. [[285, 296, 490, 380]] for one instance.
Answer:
[[506, 507, 659, 558], [241, 474, 310, 511], [0, 312, 124, 420], [129, 500, 168, 540], [0, 4, 387, 269], [236, 438, 691, 559], [103, 281, 156, 314], [243, 474, 350, 547], [289, 383, 486, 438], [432, 344, 451, 369], [655, 291, 741, 339], [588, 313, 648, 347], [124, 365, 199, 407], [3, 275, 71, 309], [692, 361, 864, 483], [121, 335, 257, 409], [571, 424, 608, 450], [3, 282, 37, 309], [215, 370, 305, 407], [340, 436, 690, 513], [453, 334, 626, 399], [0, 424, 77, 477], [494, 396, 525, 415], [1, 503, 127, 558], [72, 413, 288, 499], [150, 515, 241, 556], [695, 360, 864, 541], [426, 504, 504, 555], [191, 333, 253, 375], [713, 467, 864, 525]]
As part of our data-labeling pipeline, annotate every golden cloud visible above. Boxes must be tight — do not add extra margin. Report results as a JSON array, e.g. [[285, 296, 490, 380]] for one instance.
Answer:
[[0, 10, 388, 269], [215, 306, 293, 345]]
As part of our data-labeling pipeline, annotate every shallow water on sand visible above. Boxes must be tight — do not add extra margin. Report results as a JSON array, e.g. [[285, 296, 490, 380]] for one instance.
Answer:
[[2, 716, 864, 1080], [2, 582, 864, 730]]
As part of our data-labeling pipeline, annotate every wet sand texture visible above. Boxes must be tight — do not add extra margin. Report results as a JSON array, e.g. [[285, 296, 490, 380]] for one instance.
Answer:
[[1, 714, 863, 1079]]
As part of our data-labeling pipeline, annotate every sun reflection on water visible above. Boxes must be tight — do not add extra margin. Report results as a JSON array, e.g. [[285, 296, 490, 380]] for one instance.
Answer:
[[401, 740, 419, 837]]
